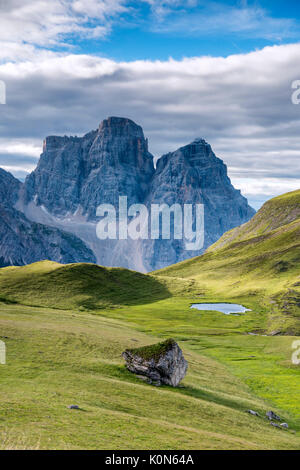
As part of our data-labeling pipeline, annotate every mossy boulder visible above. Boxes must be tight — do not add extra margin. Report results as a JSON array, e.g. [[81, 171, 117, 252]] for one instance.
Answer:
[[122, 339, 188, 387]]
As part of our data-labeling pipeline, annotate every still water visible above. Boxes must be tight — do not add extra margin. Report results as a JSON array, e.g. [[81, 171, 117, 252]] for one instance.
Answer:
[[190, 303, 251, 315]]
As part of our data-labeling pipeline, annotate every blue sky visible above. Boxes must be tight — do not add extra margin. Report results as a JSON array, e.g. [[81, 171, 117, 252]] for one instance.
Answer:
[[67, 0, 300, 60], [0, 0, 300, 209]]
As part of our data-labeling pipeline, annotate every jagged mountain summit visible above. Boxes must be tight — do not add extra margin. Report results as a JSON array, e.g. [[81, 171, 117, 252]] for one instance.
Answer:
[[142, 137, 255, 270], [23, 117, 154, 219], [13, 117, 255, 271]]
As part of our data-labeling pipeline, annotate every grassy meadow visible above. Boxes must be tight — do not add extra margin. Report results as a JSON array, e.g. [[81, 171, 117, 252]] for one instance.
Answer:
[[0, 190, 299, 450], [0, 299, 299, 450]]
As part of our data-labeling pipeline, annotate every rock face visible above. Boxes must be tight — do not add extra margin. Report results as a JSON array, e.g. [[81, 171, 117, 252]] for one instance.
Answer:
[[122, 339, 188, 387], [0, 169, 96, 267], [142, 138, 255, 270], [14, 117, 255, 271], [266, 411, 281, 421], [23, 117, 154, 218], [0, 167, 22, 207]]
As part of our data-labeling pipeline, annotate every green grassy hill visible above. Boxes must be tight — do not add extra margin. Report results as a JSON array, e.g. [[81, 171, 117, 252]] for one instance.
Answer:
[[0, 261, 170, 310], [0, 302, 299, 450], [0, 190, 299, 449], [156, 190, 300, 335]]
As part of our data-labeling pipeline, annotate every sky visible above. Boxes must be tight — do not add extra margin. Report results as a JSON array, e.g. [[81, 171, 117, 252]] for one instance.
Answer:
[[0, 0, 300, 209]]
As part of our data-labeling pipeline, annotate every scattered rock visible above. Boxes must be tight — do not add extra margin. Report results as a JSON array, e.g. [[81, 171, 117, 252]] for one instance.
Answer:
[[269, 330, 282, 336], [270, 422, 281, 429], [247, 410, 259, 417], [266, 411, 281, 421], [122, 338, 188, 387], [280, 423, 289, 429], [68, 405, 79, 410]]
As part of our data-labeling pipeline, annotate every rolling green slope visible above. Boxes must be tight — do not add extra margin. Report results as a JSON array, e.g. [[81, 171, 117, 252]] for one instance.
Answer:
[[0, 302, 299, 450], [155, 190, 300, 335], [0, 190, 300, 449], [0, 261, 170, 310]]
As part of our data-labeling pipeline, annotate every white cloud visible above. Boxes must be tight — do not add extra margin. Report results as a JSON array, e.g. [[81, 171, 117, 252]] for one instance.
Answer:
[[231, 177, 300, 209], [232, 177, 300, 197], [142, 0, 297, 40], [72, 0, 127, 18], [0, 1, 299, 208], [0, 0, 296, 58], [0, 0, 127, 50], [0, 140, 41, 157], [0, 43, 300, 207]]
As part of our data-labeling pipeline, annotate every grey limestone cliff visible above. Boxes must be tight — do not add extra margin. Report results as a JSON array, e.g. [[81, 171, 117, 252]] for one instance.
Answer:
[[24, 117, 154, 219], [142, 138, 255, 270], [15, 117, 255, 271], [0, 169, 96, 267]]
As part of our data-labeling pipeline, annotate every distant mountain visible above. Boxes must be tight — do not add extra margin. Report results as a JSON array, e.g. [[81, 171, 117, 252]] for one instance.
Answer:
[[16, 117, 254, 271], [23, 117, 154, 218], [0, 168, 96, 267], [142, 138, 255, 270], [156, 190, 300, 334]]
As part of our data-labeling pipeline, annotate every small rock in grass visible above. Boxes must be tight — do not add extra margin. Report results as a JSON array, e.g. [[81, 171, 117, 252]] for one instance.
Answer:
[[247, 410, 259, 417], [266, 411, 281, 421], [280, 423, 289, 429], [68, 405, 79, 410], [270, 422, 281, 429]]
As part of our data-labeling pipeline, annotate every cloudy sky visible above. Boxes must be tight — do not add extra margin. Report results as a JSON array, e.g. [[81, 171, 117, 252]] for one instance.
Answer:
[[0, 0, 300, 209]]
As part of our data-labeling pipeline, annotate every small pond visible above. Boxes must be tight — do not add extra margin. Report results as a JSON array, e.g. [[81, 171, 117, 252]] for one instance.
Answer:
[[190, 303, 251, 315]]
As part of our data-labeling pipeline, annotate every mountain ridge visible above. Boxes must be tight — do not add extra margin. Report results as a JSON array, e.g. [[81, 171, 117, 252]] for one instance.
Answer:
[[13, 116, 255, 271], [0, 168, 96, 267]]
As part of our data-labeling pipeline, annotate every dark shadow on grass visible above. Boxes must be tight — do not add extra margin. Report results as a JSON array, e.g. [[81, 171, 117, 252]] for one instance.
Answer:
[[151, 382, 264, 416], [47, 264, 172, 308], [0, 263, 172, 310], [102, 365, 259, 416]]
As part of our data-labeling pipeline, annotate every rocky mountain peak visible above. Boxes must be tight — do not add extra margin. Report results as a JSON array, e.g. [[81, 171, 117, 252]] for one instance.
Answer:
[[191, 138, 207, 144], [98, 116, 146, 140], [17, 117, 255, 271], [88, 116, 152, 173], [0, 168, 96, 267], [0, 168, 22, 206], [23, 117, 155, 219]]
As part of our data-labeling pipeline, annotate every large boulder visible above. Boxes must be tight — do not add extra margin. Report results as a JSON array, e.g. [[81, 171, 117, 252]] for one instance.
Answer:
[[122, 338, 188, 387]]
